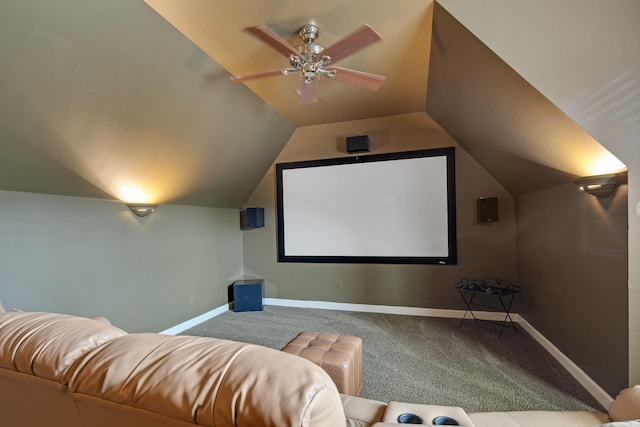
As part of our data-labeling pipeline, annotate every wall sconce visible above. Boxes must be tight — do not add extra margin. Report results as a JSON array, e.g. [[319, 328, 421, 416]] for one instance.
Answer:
[[573, 173, 620, 198], [126, 203, 158, 217]]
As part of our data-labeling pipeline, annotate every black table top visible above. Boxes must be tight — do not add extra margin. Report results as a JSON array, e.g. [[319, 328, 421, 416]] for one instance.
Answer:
[[455, 279, 520, 296]]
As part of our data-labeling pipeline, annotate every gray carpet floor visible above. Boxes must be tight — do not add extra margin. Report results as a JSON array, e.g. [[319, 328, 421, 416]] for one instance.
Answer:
[[181, 305, 603, 413]]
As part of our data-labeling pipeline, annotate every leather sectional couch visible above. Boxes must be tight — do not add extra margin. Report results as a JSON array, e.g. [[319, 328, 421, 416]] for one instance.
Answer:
[[1, 309, 638, 427]]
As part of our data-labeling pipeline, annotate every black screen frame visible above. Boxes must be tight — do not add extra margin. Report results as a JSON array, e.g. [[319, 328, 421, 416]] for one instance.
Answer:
[[275, 147, 457, 265]]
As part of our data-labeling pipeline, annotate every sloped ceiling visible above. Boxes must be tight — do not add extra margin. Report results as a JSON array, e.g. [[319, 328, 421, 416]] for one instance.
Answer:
[[143, 0, 432, 127], [0, 0, 623, 208], [426, 3, 621, 196], [0, 0, 295, 208]]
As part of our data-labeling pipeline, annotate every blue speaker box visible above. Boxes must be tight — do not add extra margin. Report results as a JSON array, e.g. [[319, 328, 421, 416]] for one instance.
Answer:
[[240, 207, 264, 229], [232, 279, 264, 312]]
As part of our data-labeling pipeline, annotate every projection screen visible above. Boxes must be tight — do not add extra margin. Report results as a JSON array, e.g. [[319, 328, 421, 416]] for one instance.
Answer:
[[275, 147, 457, 264]]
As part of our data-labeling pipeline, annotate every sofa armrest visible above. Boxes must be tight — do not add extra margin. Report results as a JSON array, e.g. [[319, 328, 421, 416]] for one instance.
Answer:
[[341, 394, 387, 427], [609, 386, 640, 422]]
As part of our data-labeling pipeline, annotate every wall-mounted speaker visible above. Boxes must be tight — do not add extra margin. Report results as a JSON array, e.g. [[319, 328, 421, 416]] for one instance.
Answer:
[[240, 207, 264, 229], [346, 135, 370, 154], [477, 197, 498, 222]]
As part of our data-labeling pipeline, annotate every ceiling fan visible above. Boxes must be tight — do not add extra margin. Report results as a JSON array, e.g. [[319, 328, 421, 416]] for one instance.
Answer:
[[229, 24, 386, 104]]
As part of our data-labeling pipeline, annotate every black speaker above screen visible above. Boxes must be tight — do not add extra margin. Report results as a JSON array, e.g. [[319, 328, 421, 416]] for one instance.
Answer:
[[346, 135, 370, 153]]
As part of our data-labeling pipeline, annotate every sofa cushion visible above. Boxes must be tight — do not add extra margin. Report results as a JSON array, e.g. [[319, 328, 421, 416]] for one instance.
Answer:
[[0, 311, 127, 383], [596, 421, 640, 426], [68, 333, 346, 427], [610, 386, 640, 422], [468, 410, 609, 427]]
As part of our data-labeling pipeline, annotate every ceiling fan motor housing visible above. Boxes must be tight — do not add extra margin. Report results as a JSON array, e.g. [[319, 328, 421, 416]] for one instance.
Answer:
[[297, 25, 320, 44], [294, 25, 326, 67], [291, 24, 334, 82], [294, 43, 324, 60]]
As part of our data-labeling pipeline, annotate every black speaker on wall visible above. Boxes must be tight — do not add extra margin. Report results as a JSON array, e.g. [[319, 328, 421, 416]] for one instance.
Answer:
[[477, 197, 498, 222], [346, 135, 370, 153], [240, 207, 264, 229]]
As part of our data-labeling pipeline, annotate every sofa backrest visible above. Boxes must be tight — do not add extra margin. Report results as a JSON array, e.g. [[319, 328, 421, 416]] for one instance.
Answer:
[[67, 333, 347, 427], [0, 311, 128, 427], [0, 311, 127, 382], [0, 311, 346, 427]]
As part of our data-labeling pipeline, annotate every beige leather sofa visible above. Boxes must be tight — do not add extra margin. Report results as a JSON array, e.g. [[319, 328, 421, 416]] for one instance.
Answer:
[[1, 309, 638, 427]]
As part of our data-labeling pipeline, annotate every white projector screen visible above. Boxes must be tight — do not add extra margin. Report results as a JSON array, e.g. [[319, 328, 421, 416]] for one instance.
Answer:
[[275, 148, 457, 264]]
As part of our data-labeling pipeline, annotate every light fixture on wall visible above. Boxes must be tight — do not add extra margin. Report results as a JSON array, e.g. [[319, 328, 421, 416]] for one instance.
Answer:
[[126, 203, 158, 217], [573, 173, 620, 198]]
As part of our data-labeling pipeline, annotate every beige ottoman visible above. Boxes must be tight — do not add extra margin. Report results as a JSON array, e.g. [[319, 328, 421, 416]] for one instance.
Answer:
[[282, 331, 363, 396]]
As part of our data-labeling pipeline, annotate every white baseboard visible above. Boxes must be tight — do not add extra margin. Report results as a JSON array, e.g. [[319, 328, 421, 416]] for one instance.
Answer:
[[163, 298, 612, 407], [517, 315, 613, 408], [265, 297, 512, 321], [159, 303, 229, 335]]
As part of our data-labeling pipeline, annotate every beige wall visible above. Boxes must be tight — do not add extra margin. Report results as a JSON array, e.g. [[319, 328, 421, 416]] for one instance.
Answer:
[[516, 183, 628, 395], [243, 112, 517, 309], [0, 190, 243, 332]]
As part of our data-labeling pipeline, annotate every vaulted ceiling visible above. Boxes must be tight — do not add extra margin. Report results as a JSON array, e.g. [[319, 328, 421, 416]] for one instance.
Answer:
[[0, 0, 628, 208]]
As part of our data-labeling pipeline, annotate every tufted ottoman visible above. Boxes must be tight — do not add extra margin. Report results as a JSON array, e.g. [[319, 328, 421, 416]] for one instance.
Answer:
[[281, 331, 363, 396]]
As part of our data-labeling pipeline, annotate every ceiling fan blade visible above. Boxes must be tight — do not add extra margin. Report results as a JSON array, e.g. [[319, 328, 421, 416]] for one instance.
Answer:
[[297, 79, 318, 104], [328, 66, 386, 91], [320, 25, 382, 64], [244, 26, 301, 59], [229, 69, 284, 82]]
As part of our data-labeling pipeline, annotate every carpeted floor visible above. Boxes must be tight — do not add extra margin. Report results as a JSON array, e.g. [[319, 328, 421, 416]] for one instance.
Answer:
[[181, 305, 603, 413]]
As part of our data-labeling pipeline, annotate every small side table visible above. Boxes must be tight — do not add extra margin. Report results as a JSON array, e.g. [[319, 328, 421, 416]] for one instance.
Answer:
[[455, 279, 520, 337], [232, 279, 264, 312]]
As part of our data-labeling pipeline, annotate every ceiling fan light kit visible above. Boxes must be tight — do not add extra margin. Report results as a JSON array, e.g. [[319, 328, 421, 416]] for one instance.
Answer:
[[230, 23, 386, 103]]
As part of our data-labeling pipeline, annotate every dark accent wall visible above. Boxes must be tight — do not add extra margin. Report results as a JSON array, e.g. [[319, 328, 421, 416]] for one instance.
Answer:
[[516, 183, 628, 395]]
